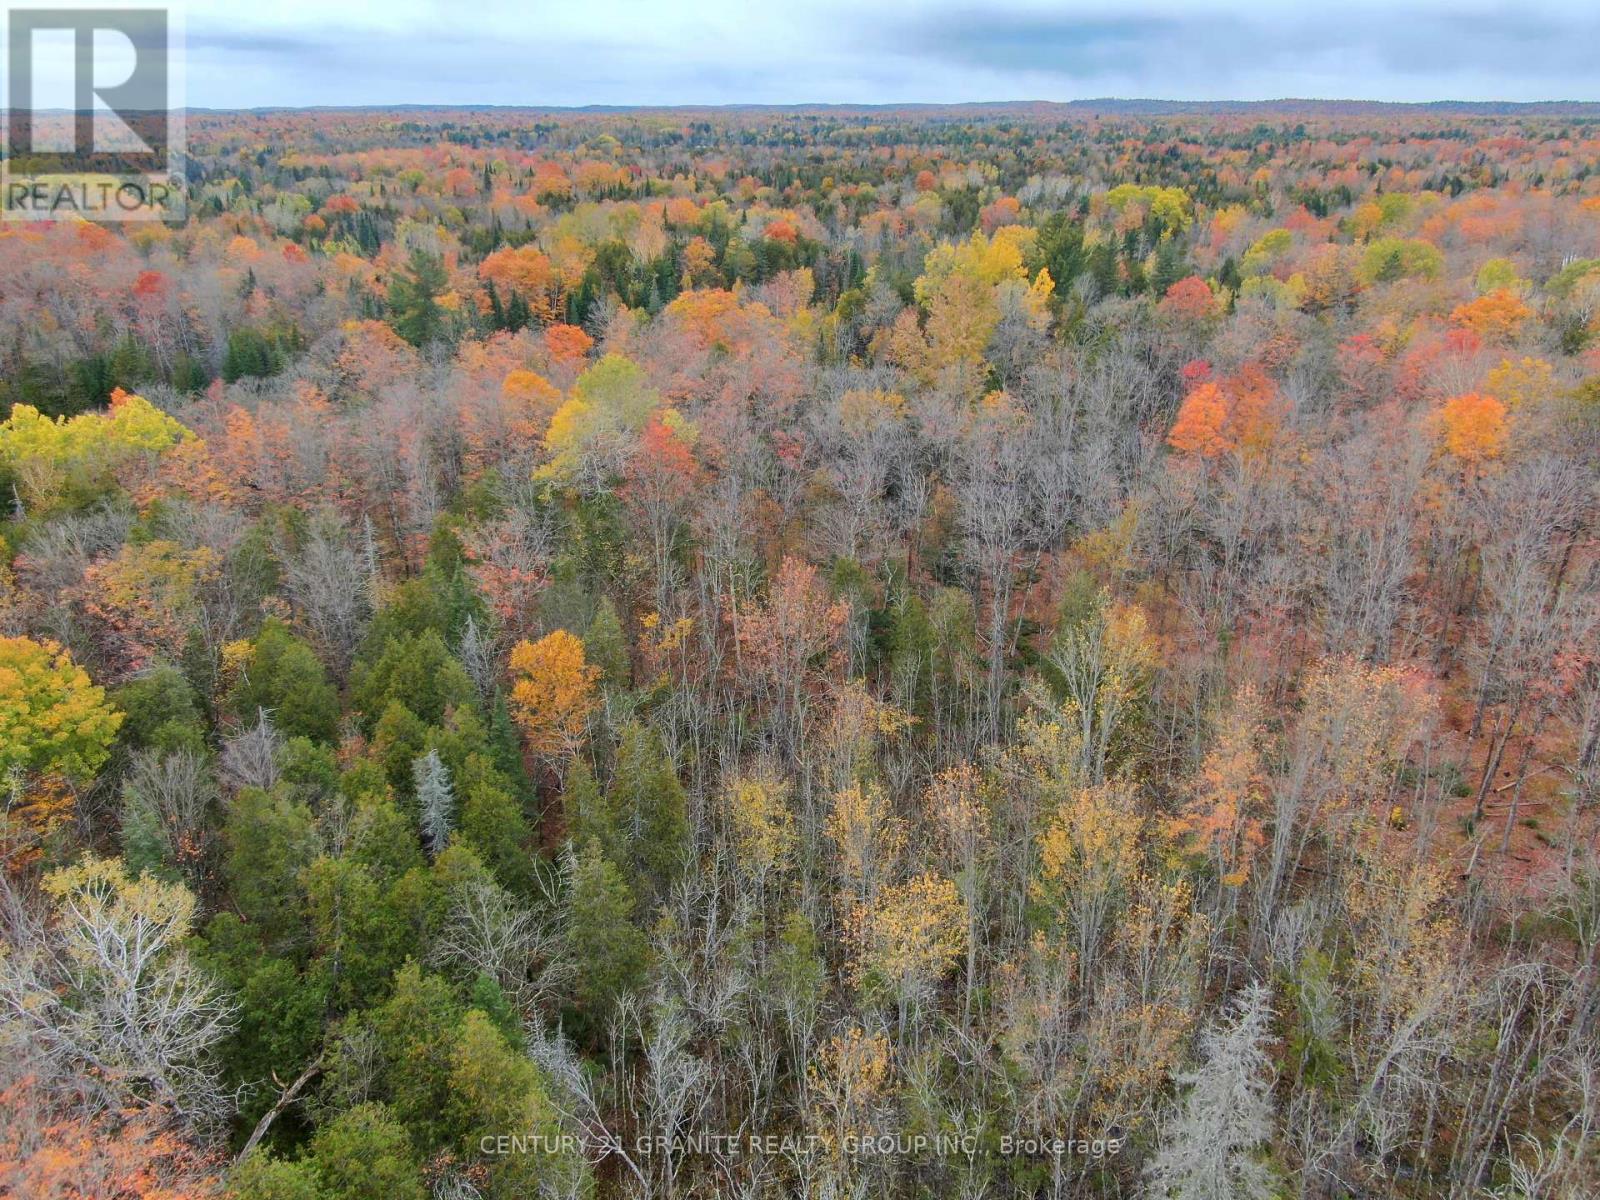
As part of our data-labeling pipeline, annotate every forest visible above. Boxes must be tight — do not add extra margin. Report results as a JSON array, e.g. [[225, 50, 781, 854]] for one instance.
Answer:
[[0, 103, 1598, 1199]]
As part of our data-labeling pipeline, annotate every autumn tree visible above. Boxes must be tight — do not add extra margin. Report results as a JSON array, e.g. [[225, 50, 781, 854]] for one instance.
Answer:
[[1435, 391, 1508, 467], [0, 636, 122, 782], [541, 353, 660, 483], [79, 539, 220, 668], [724, 767, 797, 898], [1167, 365, 1284, 461], [0, 389, 191, 514], [848, 872, 967, 1035], [0, 856, 234, 1123], [1170, 686, 1269, 899], [508, 629, 601, 762], [0, 637, 121, 854], [1451, 289, 1533, 345], [1034, 781, 1143, 995], [734, 556, 848, 761], [1045, 594, 1159, 785], [1168, 381, 1231, 458], [0, 1073, 220, 1200]]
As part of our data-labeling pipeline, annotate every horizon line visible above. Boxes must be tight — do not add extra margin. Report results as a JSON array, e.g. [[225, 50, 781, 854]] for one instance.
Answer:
[[41, 97, 1600, 116]]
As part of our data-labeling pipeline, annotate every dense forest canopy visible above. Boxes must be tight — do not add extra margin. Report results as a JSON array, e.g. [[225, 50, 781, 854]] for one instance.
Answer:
[[1, 103, 1598, 1199]]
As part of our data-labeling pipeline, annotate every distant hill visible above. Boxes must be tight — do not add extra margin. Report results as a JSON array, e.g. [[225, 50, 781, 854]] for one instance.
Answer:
[[174, 98, 1600, 118]]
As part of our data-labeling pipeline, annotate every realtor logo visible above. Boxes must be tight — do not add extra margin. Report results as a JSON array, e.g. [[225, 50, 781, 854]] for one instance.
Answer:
[[3, 5, 185, 221]]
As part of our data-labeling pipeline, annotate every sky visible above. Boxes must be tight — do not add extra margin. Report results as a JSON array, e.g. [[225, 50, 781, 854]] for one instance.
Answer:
[[23, 0, 1600, 109]]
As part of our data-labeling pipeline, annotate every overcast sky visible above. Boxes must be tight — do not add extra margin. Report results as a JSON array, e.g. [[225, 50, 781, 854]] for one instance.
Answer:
[[57, 0, 1600, 107]]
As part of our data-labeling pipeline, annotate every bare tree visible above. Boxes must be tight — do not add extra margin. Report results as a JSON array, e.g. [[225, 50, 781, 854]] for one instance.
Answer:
[[220, 709, 283, 793], [0, 858, 235, 1128], [429, 877, 570, 1014], [457, 612, 497, 701], [282, 511, 370, 680], [121, 748, 219, 890]]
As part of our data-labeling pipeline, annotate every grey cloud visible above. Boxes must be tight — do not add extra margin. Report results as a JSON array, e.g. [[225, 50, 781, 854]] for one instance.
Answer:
[[178, 2, 1600, 105], [894, 6, 1600, 83]]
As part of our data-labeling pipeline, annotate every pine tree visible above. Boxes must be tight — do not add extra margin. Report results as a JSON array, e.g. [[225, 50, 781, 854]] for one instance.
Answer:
[[412, 749, 455, 858], [560, 757, 620, 862], [388, 249, 448, 347], [565, 840, 649, 1018], [228, 619, 341, 744], [1146, 981, 1278, 1200], [456, 613, 494, 700], [308, 1102, 425, 1200], [455, 751, 532, 892], [584, 596, 631, 693], [609, 721, 689, 896]]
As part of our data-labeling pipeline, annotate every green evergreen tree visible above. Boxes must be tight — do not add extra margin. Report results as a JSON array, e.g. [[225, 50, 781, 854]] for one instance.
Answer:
[[455, 752, 533, 892], [584, 595, 631, 692], [387, 250, 448, 347], [353, 630, 476, 730], [304, 856, 411, 1011], [348, 791, 427, 883], [229, 619, 341, 743], [199, 914, 329, 1130], [560, 757, 621, 863], [230, 1152, 324, 1200], [369, 961, 462, 1148], [113, 664, 205, 753], [309, 1102, 425, 1200], [372, 700, 429, 793], [223, 785, 320, 951], [566, 840, 649, 1018], [608, 721, 689, 896]]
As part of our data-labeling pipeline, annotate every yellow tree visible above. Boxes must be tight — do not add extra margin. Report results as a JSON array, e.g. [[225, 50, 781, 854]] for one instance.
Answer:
[[0, 637, 121, 781], [824, 780, 904, 907], [1034, 781, 1143, 996], [1482, 357, 1554, 410], [806, 1026, 892, 1162], [0, 637, 122, 857], [540, 354, 660, 481], [926, 763, 989, 1022], [1046, 594, 1159, 785], [0, 390, 192, 513], [901, 226, 1053, 391], [508, 629, 600, 762], [847, 872, 967, 1034], [724, 767, 797, 893]]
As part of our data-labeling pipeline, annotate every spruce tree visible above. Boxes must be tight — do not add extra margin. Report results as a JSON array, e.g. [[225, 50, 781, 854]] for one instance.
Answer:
[[1146, 981, 1278, 1200], [412, 749, 455, 859]]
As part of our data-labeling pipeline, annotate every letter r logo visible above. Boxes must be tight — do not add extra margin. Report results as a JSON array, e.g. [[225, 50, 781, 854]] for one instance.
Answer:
[[6, 8, 168, 169]]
